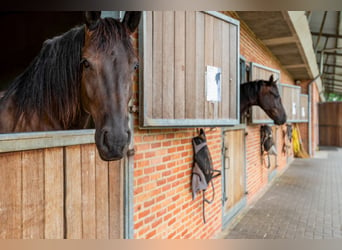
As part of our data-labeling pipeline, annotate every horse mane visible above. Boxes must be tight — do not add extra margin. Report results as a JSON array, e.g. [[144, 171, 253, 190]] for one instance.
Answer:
[[2, 16, 134, 129], [3, 25, 85, 129], [240, 80, 264, 102]]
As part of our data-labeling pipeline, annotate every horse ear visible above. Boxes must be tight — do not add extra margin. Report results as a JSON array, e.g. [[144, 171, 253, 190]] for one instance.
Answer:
[[85, 11, 101, 30], [267, 74, 278, 86], [122, 11, 142, 33], [269, 75, 274, 83]]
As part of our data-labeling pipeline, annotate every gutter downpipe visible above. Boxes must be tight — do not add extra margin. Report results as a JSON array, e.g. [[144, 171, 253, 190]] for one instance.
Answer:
[[307, 49, 324, 156]]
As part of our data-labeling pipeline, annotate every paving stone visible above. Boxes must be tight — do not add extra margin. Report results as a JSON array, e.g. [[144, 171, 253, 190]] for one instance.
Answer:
[[223, 147, 342, 239]]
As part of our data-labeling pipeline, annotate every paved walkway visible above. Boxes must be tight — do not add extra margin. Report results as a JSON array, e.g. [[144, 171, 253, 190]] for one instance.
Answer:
[[222, 147, 342, 239]]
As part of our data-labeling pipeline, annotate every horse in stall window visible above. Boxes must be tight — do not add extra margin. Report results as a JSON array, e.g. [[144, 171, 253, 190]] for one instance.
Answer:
[[0, 11, 142, 161], [240, 75, 287, 125]]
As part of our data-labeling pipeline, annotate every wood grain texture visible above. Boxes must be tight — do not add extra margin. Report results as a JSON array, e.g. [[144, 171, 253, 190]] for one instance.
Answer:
[[141, 11, 239, 127], [44, 147, 64, 239], [22, 149, 44, 239], [81, 144, 96, 238], [0, 152, 22, 238], [65, 145, 82, 239]]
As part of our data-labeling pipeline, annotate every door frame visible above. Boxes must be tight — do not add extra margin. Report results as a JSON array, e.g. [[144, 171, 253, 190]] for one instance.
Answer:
[[221, 125, 247, 229]]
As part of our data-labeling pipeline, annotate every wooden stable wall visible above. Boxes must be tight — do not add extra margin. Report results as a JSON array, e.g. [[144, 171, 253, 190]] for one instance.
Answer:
[[319, 102, 342, 147], [139, 11, 239, 127], [0, 135, 124, 239]]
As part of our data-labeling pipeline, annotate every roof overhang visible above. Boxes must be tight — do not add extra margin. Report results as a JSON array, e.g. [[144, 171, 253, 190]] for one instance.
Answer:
[[237, 11, 324, 100]]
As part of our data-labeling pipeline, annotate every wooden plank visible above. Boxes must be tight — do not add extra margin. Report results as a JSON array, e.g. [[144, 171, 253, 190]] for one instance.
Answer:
[[108, 160, 124, 239], [44, 147, 64, 239], [229, 25, 238, 119], [162, 11, 175, 119], [143, 11, 153, 120], [81, 144, 96, 239], [185, 11, 196, 119], [0, 152, 22, 238], [213, 18, 222, 119], [22, 149, 44, 239], [221, 21, 230, 120], [195, 11, 205, 119], [95, 151, 109, 239], [65, 145, 82, 239], [152, 11, 163, 118], [204, 14, 214, 119], [174, 11, 186, 119]]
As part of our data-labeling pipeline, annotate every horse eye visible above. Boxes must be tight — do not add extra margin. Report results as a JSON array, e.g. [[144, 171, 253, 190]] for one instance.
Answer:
[[133, 62, 139, 70], [81, 59, 90, 68]]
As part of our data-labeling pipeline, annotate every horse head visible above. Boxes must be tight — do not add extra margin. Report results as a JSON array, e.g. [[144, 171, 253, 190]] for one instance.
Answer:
[[81, 11, 141, 161], [257, 75, 287, 125]]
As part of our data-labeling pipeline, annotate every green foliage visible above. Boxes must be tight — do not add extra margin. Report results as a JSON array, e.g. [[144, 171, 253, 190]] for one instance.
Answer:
[[326, 92, 342, 101]]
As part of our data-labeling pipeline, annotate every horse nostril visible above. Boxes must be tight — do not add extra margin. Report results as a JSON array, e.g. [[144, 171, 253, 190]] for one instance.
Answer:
[[101, 129, 110, 149]]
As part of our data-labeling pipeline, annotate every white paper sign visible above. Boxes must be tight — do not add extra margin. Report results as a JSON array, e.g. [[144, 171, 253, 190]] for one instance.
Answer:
[[301, 107, 305, 117], [292, 102, 296, 115], [206, 66, 221, 102]]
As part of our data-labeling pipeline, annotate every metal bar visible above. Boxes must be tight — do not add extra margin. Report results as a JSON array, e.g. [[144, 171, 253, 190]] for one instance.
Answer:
[[332, 11, 341, 93], [319, 51, 342, 57], [311, 32, 342, 39], [306, 11, 312, 22], [323, 78, 342, 83], [314, 11, 328, 52], [322, 72, 342, 77], [324, 63, 342, 69]]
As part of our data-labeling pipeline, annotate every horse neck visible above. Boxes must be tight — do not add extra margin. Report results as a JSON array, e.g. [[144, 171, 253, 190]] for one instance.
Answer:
[[0, 94, 17, 132], [240, 82, 258, 113]]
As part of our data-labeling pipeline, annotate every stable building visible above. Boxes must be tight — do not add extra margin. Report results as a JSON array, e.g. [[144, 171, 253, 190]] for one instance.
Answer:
[[0, 11, 323, 239]]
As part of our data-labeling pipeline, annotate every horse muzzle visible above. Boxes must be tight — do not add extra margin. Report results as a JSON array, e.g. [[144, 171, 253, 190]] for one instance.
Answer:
[[95, 128, 130, 161], [274, 114, 287, 125]]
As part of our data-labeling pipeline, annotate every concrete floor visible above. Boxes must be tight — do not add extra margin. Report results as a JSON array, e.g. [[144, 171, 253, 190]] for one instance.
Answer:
[[221, 147, 342, 239]]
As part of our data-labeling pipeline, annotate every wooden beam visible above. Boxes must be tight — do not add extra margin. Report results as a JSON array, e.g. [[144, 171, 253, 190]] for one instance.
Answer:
[[284, 64, 306, 69], [262, 36, 296, 46]]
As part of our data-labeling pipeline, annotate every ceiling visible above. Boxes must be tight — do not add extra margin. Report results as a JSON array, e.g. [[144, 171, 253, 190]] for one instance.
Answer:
[[237, 11, 315, 81], [308, 11, 342, 95]]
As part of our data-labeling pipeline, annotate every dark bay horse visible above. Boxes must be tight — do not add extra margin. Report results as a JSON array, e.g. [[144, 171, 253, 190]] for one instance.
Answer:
[[240, 75, 287, 125], [0, 11, 141, 161]]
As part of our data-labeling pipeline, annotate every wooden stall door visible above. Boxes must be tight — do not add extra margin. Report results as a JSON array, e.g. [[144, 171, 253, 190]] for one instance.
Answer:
[[222, 129, 246, 226], [0, 145, 125, 239], [319, 102, 342, 147]]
